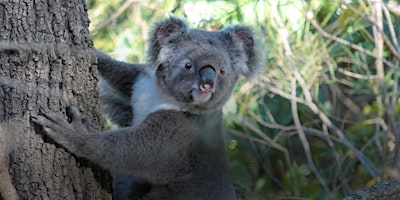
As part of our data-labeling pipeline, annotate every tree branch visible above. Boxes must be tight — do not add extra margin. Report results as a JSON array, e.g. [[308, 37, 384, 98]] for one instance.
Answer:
[[91, 0, 139, 33], [308, 18, 399, 70], [342, 180, 400, 200]]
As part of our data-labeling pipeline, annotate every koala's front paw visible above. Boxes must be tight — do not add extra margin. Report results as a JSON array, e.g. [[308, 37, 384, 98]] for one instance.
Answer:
[[31, 106, 90, 149]]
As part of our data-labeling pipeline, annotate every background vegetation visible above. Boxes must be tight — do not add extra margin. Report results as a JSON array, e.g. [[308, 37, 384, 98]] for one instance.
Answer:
[[87, 0, 400, 199]]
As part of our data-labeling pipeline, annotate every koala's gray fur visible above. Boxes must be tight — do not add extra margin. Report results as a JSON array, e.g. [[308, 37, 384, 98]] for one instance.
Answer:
[[96, 54, 149, 127], [32, 17, 261, 199]]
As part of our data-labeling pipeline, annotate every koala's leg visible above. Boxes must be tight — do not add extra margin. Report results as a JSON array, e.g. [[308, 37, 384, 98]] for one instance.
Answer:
[[0, 156, 19, 200], [31, 107, 192, 184]]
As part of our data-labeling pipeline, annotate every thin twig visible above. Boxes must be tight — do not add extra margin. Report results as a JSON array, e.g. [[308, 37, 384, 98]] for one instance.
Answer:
[[382, 3, 400, 52], [308, 18, 399, 70], [302, 127, 351, 193], [228, 129, 290, 190], [228, 124, 292, 177], [382, 2, 400, 112], [91, 0, 139, 33], [290, 78, 332, 195], [248, 108, 296, 132], [346, 2, 400, 62], [267, 73, 380, 179], [271, 4, 334, 196], [382, 1, 400, 169], [337, 68, 377, 80], [232, 116, 287, 153]]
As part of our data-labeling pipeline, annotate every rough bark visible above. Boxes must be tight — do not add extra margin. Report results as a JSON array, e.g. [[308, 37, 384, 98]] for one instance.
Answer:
[[0, 0, 112, 199], [342, 180, 400, 200]]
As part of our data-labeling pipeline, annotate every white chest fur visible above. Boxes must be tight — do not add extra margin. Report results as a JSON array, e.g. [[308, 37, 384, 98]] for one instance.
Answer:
[[131, 72, 184, 126]]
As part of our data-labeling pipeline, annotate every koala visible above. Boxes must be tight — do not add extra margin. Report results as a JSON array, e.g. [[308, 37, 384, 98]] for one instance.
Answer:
[[31, 17, 260, 199]]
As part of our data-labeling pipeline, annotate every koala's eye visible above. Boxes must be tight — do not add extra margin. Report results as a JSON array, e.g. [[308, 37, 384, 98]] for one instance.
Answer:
[[220, 68, 226, 75], [184, 63, 192, 70]]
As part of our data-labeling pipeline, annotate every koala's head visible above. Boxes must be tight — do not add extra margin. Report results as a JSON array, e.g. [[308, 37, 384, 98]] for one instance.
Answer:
[[148, 17, 261, 114]]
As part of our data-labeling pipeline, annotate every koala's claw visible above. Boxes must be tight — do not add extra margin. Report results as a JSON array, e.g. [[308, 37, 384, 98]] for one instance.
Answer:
[[31, 106, 90, 136], [33, 107, 60, 127], [66, 106, 81, 123], [31, 107, 89, 154], [66, 106, 91, 129]]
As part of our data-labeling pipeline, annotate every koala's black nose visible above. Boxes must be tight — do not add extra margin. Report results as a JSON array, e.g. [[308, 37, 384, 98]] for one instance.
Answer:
[[199, 65, 216, 92]]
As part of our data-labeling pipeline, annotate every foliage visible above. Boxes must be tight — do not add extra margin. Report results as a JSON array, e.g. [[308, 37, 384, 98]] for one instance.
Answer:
[[88, 0, 400, 199]]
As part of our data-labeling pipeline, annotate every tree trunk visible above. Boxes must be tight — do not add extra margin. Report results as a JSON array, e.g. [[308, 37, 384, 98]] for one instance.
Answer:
[[0, 0, 112, 199]]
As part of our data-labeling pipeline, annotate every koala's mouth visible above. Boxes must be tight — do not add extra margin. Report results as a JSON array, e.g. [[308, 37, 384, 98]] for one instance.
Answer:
[[190, 89, 213, 105]]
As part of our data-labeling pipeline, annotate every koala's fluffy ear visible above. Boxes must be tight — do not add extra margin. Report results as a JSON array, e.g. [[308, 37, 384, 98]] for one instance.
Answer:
[[222, 25, 261, 78], [148, 17, 189, 63]]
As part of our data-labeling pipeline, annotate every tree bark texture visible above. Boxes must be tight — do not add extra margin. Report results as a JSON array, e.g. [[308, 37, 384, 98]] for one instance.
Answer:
[[342, 180, 400, 200], [0, 0, 112, 199]]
